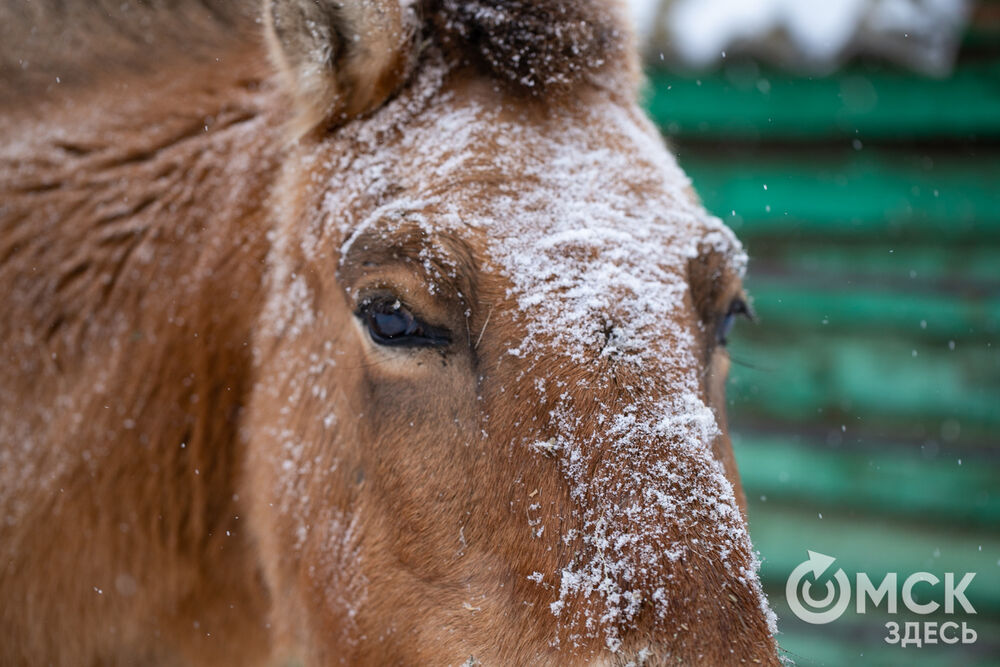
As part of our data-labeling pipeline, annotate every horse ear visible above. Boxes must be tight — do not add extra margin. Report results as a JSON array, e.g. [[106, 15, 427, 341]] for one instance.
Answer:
[[264, 0, 419, 137]]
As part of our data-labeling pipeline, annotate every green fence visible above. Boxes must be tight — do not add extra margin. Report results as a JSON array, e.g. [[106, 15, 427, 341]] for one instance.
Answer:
[[644, 25, 1000, 667]]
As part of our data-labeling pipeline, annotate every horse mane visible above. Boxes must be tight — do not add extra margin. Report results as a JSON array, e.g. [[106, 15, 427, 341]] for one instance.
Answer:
[[0, 0, 256, 99]]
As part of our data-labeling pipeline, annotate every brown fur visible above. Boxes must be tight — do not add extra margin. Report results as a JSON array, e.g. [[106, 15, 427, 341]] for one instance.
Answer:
[[1, 1, 780, 665], [1, 38, 279, 664]]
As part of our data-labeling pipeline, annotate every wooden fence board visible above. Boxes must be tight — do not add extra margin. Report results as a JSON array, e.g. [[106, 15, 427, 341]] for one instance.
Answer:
[[647, 61, 1000, 140], [733, 432, 999, 525], [741, 279, 1000, 339], [677, 150, 1000, 241], [746, 503, 1000, 613], [728, 333, 999, 435], [747, 242, 1000, 289]]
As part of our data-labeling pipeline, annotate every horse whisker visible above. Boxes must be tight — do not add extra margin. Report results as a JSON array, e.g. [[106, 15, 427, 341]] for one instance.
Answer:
[[474, 306, 494, 350]]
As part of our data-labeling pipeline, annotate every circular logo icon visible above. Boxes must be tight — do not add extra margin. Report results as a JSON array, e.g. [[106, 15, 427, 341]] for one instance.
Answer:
[[786, 550, 851, 624]]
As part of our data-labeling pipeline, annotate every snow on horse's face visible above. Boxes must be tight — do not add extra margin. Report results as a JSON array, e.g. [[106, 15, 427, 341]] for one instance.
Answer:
[[247, 1, 778, 663]]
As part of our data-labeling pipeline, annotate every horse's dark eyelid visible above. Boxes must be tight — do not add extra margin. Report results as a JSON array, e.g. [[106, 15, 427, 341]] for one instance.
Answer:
[[358, 298, 451, 348], [733, 298, 755, 321], [717, 298, 752, 346]]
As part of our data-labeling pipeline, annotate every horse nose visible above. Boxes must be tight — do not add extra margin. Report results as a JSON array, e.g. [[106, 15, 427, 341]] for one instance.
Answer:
[[539, 381, 778, 661]]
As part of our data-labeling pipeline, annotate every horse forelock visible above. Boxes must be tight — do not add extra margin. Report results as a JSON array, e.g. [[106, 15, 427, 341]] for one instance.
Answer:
[[426, 0, 638, 97]]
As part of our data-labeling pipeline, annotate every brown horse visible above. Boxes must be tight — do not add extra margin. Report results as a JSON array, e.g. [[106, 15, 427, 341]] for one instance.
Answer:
[[0, 0, 780, 664]]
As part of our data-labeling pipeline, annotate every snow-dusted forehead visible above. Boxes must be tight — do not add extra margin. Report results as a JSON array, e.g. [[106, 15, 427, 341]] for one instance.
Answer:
[[323, 61, 746, 367]]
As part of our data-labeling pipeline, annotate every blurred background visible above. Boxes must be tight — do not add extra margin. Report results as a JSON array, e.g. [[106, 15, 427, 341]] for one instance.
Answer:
[[630, 0, 1000, 664]]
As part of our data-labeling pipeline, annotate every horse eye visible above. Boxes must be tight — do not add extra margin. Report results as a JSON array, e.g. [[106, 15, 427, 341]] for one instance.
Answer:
[[717, 298, 752, 346], [358, 298, 451, 348]]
